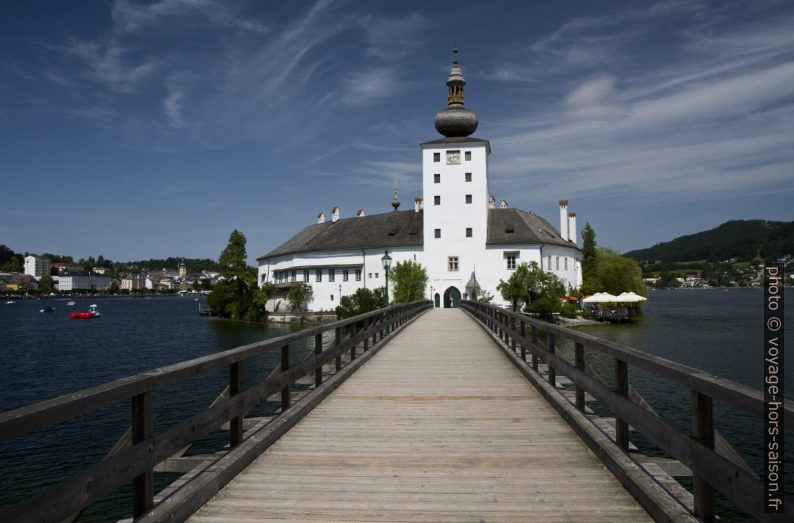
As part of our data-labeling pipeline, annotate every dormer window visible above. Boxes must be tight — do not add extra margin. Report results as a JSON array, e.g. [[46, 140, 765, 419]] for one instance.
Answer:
[[446, 150, 460, 165], [505, 228, 514, 234]]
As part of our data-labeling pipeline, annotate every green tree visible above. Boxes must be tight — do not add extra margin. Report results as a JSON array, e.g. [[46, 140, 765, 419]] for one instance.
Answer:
[[390, 260, 428, 303], [39, 274, 54, 294], [592, 248, 646, 295], [207, 280, 241, 318], [219, 229, 249, 279], [476, 289, 494, 304], [496, 262, 566, 320], [109, 281, 120, 294], [287, 282, 313, 312], [335, 287, 387, 318], [581, 222, 598, 293]]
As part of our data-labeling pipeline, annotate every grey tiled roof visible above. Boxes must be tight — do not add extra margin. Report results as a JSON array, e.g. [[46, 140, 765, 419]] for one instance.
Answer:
[[259, 207, 577, 260], [259, 210, 424, 259], [486, 208, 577, 249]]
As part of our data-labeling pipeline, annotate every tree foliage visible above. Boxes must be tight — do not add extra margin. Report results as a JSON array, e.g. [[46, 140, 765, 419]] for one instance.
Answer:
[[207, 230, 270, 321], [335, 287, 387, 319], [496, 262, 566, 320], [39, 274, 54, 294], [219, 229, 249, 279], [390, 260, 428, 304], [591, 248, 646, 296], [287, 282, 314, 312], [581, 222, 598, 293]]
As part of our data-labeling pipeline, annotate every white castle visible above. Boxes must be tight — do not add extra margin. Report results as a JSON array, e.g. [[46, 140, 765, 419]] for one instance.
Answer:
[[257, 50, 582, 310]]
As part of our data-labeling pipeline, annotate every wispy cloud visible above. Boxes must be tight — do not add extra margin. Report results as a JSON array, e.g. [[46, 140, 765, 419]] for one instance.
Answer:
[[360, 12, 427, 60]]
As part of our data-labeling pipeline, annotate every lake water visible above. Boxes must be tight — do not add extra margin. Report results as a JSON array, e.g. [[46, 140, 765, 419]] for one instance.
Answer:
[[0, 290, 791, 521]]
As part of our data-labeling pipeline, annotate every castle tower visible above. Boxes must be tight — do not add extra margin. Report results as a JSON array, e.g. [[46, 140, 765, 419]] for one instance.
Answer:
[[420, 49, 491, 304]]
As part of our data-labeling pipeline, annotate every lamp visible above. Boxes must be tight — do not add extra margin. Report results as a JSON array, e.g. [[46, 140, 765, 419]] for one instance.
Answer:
[[381, 250, 392, 306]]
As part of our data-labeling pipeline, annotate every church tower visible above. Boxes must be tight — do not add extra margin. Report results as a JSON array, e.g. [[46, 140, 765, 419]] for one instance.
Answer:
[[420, 49, 491, 305]]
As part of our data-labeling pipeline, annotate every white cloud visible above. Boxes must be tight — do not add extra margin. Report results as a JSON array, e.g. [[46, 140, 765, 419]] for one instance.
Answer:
[[360, 12, 426, 60], [564, 73, 626, 119]]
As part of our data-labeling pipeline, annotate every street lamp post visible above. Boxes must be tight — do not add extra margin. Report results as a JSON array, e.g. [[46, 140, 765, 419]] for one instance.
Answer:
[[381, 250, 392, 306], [338, 283, 342, 301]]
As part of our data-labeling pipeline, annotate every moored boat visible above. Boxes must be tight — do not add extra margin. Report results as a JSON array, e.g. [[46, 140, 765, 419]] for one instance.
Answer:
[[70, 304, 101, 319]]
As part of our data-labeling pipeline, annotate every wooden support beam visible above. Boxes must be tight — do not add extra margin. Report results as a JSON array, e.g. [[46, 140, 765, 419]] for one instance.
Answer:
[[132, 391, 153, 518], [280, 345, 290, 411], [692, 391, 715, 522], [229, 363, 242, 448], [314, 333, 323, 386], [615, 358, 629, 450], [547, 333, 556, 387], [520, 320, 527, 361], [335, 327, 342, 372], [575, 343, 585, 412]]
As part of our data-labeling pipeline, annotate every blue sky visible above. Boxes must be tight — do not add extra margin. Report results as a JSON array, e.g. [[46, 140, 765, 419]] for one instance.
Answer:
[[2, 0, 793, 263]]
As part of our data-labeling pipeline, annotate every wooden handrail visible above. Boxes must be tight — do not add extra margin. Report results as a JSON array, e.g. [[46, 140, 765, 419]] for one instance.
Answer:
[[0, 300, 432, 521], [461, 300, 793, 522]]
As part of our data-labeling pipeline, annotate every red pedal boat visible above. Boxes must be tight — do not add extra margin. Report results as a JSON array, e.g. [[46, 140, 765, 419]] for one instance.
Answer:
[[70, 304, 102, 319]]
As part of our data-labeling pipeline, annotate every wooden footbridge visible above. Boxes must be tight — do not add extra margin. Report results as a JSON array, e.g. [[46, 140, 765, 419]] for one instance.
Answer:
[[0, 301, 791, 521]]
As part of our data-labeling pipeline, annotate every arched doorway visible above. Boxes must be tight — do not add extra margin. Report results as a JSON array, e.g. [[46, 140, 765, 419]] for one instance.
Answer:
[[443, 286, 461, 308], [434, 293, 440, 308]]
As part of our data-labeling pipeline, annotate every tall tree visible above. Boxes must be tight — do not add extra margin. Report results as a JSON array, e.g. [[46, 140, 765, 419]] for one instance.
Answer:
[[496, 261, 566, 318], [592, 248, 646, 295], [581, 222, 598, 293], [287, 282, 314, 312], [219, 229, 249, 279], [39, 274, 54, 294], [390, 260, 428, 303]]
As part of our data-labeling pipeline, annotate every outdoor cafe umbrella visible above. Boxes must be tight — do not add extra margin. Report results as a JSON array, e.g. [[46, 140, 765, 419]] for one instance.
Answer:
[[616, 291, 647, 303], [582, 292, 619, 303]]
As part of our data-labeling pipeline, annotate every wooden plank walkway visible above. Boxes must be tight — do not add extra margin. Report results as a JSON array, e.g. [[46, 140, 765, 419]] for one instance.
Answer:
[[190, 308, 651, 522]]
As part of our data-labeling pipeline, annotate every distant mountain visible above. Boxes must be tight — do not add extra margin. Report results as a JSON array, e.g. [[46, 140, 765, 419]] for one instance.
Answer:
[[624, 220, 794, 262]]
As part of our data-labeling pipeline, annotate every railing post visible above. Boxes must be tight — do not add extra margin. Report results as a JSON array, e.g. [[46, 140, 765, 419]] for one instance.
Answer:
[[574, 343, 585, 412], [520, 320, 527, 361], [351, 321, 358, 360], [531, 326, 539, 371], [229, 362, 242, 448], [614, 358, 629, 450], [314, 333, 323, 386], [334, 327, 342, 372], [131, 391, 153, 518], [510, 317, 516, 353], [364, 317, 370, 352], [692, 391, 715, 522], [281, 344, 290, 411], [547, 333, 556, 386]]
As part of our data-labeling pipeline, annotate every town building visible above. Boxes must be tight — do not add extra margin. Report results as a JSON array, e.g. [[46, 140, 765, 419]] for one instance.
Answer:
[[24, 255, 51, 280], [120, 274, 147, 291], [257, 51, 582, 311], [56, 273, 111, 292]]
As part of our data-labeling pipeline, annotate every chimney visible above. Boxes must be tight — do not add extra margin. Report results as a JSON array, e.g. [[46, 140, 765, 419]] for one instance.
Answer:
[[317, 211, 325, 224], [559, 200, 569, 241], [499, 200, 508, 208], [414, 197, 422, 213], [568, 212, 577, 246], [419, 198, 424, 210], [331, 207, 340, 222], [356, 209, 365, 217], [488, 195, 495, 209]]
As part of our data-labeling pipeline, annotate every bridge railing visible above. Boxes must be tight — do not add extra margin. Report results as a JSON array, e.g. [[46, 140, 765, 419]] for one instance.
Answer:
[[0, 300, 432, 521], [461, 300, 793, 522]]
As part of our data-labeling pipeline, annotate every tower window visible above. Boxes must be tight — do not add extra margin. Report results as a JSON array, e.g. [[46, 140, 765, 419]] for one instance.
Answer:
[[465, 194, 472, 204], [434, 195, 441, 205], [446, 150, 460, 165], [465, 151, 471, 161], [434, 228, 441, 238], [433, 152, 440, 162], [434, 173, 440, 183], [448, 256, 459, 272], [466, 227, 472, 238], [465, 172, 472, 182]]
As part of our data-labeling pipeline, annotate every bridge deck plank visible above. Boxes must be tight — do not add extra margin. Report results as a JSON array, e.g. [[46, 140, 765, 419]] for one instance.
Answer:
[[190, 309, 650, 522]]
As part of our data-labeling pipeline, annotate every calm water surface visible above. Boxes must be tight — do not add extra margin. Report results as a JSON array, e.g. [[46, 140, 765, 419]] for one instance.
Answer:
[[0, 290, 791, 521]]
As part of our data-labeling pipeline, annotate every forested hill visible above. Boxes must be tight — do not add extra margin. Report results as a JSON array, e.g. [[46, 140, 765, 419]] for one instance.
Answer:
[[624, 220, 794, 262]]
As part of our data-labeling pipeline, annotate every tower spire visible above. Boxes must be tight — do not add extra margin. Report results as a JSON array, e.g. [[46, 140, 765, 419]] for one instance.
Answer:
[[434, 48, 478, 137], [446, 48, 465, 105]]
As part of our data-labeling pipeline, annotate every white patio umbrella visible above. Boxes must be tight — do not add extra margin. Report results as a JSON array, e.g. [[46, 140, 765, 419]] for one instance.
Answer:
[[582, 292, 619, 303], [616, 292, 647, 303]]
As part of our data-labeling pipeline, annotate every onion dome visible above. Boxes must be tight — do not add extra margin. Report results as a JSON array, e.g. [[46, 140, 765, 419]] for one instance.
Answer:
[[434, 49, 478, 137]]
